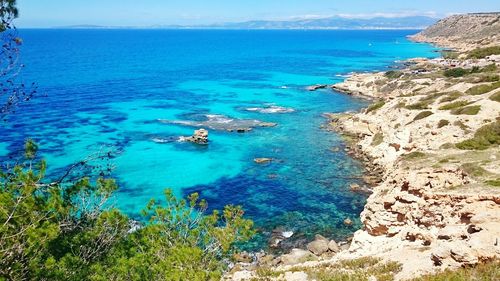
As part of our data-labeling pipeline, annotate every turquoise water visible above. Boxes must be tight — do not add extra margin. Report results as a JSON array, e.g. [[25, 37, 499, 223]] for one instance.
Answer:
[[1, 29, 437, 249]]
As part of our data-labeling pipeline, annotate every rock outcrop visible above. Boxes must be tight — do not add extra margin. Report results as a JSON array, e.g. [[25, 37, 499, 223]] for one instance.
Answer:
[[411, 13, 500, 50], [184, 128, 209, 144]]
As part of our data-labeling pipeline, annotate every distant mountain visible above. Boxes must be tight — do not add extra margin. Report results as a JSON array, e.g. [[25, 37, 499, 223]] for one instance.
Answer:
[[57, 16, 439, 30], [201, 16, 438, 30]]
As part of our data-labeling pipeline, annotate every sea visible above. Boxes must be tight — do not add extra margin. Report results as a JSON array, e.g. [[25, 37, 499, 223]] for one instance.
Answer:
[[0, 29, 438, 250]]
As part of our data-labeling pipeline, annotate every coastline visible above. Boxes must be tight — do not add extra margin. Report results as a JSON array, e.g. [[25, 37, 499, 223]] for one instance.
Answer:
[[229, 16, 500, 280], [324, 37, 500, 278]]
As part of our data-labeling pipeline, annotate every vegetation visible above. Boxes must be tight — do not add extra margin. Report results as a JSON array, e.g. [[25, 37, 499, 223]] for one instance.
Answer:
[[256, 257, 402, 281], [486, 179, 500, 187], [0, 142, 254, 280], [450, 105, 481, 115], [466, 81, 500, 95], [384, 70, 404, 79], [402, 151, 426, 161], [437, 119, 450, 128], [366, 100, 386, 113], [467, 46, 500, 59], [443, 67, 468, 77], [456, 121, 500, 150], [371, 132, 384, 146], [490, 91, 500, 102], [439, 91, 463, 103], [405, 101, 432, 110], [412, 111, 433, 122], [412, 260, 500, 281], [438, 100, 470, 110]]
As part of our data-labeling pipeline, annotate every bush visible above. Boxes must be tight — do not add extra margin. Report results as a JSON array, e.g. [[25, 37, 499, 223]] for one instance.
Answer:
[[406, 101, 432, 110], [490, 91, 500, 102], [439, 91, 463, 103], [366, 101, 385, 113], [486, 179, 500, 187], [444, 68, 468, 78], [466, 81, 500, 95], [384, 70, 404, 79], [402, 151, 426, 160], [371, 132, 384, 146], [438, 119, 450, 128], [451, 105, 481, 115], [412, 111, 433, 122], [456, 121, 500, 150], [441, 50, 459, 59], [438, 101, 470, 110], [467, 46, 500, 59], [481, 63, 498, 72], [0, 142, 254, 280]]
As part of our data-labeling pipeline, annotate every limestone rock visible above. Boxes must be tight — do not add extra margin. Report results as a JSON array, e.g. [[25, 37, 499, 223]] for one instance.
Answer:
[[280, 249, 317, 265], [328, 240, 340, 253], [307, 235, 329, 256], [185, 128, 209, 144]]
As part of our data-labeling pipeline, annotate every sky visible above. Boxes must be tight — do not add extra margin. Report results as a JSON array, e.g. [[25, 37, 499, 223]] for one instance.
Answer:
[[16, 0, 500, 28]]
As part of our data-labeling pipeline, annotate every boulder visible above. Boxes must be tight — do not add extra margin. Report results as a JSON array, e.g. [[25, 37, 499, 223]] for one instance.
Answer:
[[185, 128, 209, 144], [280, 249, 317, 265], [307, 235, 329, 256], [328, 240, 340, 253]]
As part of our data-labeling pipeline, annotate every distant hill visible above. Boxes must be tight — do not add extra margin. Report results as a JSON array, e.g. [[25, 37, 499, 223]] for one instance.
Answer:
[[200, 16, 438, 30], [57, 16, 438, 30], [411, 12, 500, 50]]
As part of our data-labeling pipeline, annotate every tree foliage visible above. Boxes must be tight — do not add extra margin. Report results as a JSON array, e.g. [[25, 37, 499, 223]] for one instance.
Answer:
[[0, 142, 254, 280]]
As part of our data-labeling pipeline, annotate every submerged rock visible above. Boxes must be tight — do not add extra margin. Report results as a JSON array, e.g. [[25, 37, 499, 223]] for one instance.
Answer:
[[159, 114, 277, 132], [254, 158, 273, 164], [244, 105, 295, 114], [307, 84, 327, 91]]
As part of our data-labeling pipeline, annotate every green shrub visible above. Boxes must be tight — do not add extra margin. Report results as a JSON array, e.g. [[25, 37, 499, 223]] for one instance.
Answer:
[[467, 46, 500, 59], [466, 81, 500, 95], [451, 105, 481, 115], [444, 68, 468, 77], [439, 91, 463, 103], [490, 91, 500, 102], [456, 121, 500, 150], [412, 111, 433, 122], [366, 101, 386, 113], [460, 163, 488, 177], [438, 101, 470, 110], [476, 74, 500, 83], [384, 70, 404, 79], [486, 179, 500, 187], [481, 63, 498, 72], [437, 119, 450, 128], [0, 142, 255, 281], [371, 132, 384, 146], [402, 151, 426, 160], [406, 101, 432, 110]]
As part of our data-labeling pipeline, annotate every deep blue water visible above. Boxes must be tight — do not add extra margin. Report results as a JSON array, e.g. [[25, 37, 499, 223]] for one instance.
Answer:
[[1, 29, 437, 249]]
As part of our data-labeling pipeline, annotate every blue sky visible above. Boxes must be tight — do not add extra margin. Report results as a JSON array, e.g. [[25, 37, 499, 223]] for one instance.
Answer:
[[16, 0, 500, 27]]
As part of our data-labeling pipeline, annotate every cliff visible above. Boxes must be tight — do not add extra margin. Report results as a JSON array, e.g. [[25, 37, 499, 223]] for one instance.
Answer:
[[411, 13, 500, 50]]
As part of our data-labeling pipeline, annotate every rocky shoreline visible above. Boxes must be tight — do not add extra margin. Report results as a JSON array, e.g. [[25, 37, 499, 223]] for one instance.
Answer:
[[229, 13, 500, 281]]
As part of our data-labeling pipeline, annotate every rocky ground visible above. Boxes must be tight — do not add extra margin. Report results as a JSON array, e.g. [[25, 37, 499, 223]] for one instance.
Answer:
[[227, 14, 500, 281]]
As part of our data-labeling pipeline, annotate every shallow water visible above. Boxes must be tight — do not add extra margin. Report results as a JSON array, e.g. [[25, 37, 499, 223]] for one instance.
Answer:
[[1, 29, 438, 249]]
